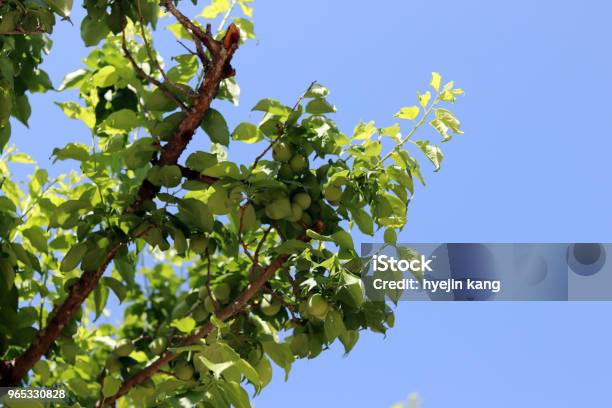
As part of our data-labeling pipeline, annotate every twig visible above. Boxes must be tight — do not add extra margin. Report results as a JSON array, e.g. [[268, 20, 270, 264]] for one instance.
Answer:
[[204, 251, 220, 311], [164, 0, 220, 55], [136, 0, 192, 101], [99, 249, 296, 406], [238, 204, 256, 263], [178, 164, 218, 185], [121, 30, 188, 112], [251, 81, 318, 169], [282, 268, 302, 300], [262, 286, 303, 325]]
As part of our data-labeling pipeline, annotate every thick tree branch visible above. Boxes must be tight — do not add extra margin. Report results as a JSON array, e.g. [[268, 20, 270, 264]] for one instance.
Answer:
[[99, 221, 323, 405], [0, 242, 125, 386], [0, 11, 241, 387], [126, 22, 240, 213], [99, 252, 292, 406]]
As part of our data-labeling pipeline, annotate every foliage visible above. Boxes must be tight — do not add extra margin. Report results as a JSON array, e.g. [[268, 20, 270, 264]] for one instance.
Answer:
[[0, 0, 464, 406]]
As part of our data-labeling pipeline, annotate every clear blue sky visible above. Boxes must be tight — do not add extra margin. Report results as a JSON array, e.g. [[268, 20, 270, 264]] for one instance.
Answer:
[[9, 1, 612, 407]]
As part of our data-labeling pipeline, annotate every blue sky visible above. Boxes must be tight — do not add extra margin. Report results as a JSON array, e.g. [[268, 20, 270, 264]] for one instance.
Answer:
[[8, 0, 612, 407]]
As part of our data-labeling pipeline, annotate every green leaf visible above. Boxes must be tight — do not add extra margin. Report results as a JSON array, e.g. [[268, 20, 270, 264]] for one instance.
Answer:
[[201, 0, 230, 18], [254, 356, 273, 388], [148, 165, 182, 188], [59, 69, 88, 91], [306, 98, 336, 114], [102, 109, 140, 133], [232, 122, 262, 144], [8, 153, 35, 164], [218, 381, 252, 408], [92, 66, 118, 88], [305, 83, 329, 98], [415, 140, 443, 171], [430, 72, 442, 92], [238, 0, 254, 17], [124, 138, 158, 170], [417, 91, 432, 108], [324, 309, 345, 342], [102, 277, 127, 303], [435, 108, 463, 135], [275, 239, 308, 254], [186, 151, 218, 173], [340, 272, 364, 308], [262, 341, 294, 380], [22, 227, 47, 253], [13, 95, 31, 126], [339, 330, 359, 354], [234, 18, 256, 40], [92, 282, 109, 320], [381, 123, 401, 141], [430, 118, 451, 142], [55, 102, 95, 128], [178, 198, 214, 232], [201, 108, 230, 145], [52, 143, 89, 162], [388, 165, 414, 194], [218, 77, 240, 105], [0, 259, 15, 290], [202, 162, 240, 179], [60, 242, 88, 272], [239, 204, 257, 232], [80, 15, 110, 47], [331, 230, 354, 250], [168, 55, 199, 84], [349, 207, 374, 235], [171, 316, 196, 333], [395, 106, 420, 121], [252, 99, 290, 117], [82, 247, 107, 272], [352, 121, 376, 140], [102, 376, 121, 398], [166, 22, 192, 40], [306, 229, 333, 242]]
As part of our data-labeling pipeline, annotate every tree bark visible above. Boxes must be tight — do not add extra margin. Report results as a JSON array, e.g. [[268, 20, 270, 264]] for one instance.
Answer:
[[0, 11, 241, 388]]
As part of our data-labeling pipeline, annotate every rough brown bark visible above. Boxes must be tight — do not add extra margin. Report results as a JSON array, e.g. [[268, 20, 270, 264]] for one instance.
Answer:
[[0, 6, 240, 387], [0, 243, 125, 386]]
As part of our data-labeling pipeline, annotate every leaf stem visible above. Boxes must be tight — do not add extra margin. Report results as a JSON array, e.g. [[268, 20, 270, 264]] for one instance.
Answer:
[[380, 96, 440, 163]]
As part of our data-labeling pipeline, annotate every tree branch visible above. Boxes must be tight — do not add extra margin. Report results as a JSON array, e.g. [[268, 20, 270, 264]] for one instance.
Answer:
[[126, 22, 240, 213], [163, 0, 220, 55], [0, 11, 241, 387], [0, 241, 125, 386], [99, 251, 292, 406], [251, 81, 318, 169], [135, 0, 191, 101], [121, 30, 188, 112], [177, 164, 218, 185]]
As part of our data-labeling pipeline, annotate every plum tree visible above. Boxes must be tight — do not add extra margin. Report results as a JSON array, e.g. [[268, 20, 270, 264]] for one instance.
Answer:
[[0, 0, 464, 406]]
